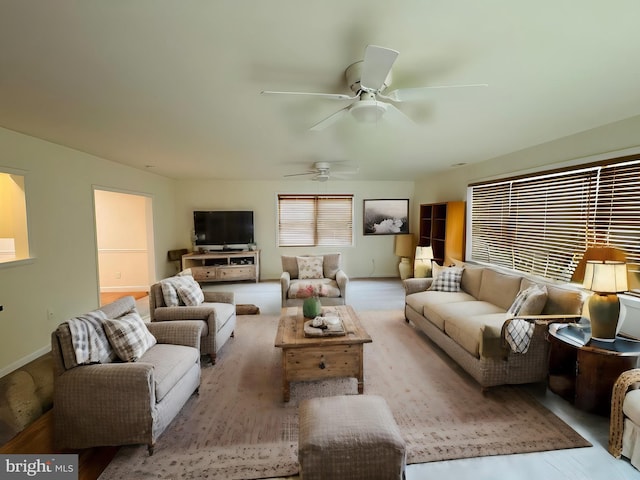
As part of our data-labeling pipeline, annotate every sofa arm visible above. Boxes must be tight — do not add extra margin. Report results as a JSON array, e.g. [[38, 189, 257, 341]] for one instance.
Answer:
[[403, 278, 432, 294], [147, 320, 203, 349], [280, 271, 291, 306], [55, 362, 155, 415], [515, 314, 583, 326], [203, 291, 235, 304], [609, 369, 640, 458], [336, 270, 349, 302], [54, 362, 156, 448], [153, 306, 217, 321]]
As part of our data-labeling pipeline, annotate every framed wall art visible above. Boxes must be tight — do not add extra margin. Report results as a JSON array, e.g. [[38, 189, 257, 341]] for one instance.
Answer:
[[363, 199, 409, 235]]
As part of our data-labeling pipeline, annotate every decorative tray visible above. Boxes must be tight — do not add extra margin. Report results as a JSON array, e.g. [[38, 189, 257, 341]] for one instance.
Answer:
[[303, 316, 346, 337]]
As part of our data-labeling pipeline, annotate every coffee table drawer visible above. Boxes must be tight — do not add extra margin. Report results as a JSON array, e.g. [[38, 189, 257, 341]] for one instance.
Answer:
[[284, 344, 362, 381]]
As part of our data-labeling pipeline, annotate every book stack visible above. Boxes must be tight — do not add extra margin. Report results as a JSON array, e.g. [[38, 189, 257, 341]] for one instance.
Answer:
[[549, 322, 591, 347]]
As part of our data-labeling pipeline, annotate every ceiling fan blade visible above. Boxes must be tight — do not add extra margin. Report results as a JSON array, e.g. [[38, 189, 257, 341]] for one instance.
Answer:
[[383, 103, 415, 127], [283, 171, 315, 177], [380, 83, 489, 102], [360, 45, 399, 92], [309, 106, 350, 131], [261, 90, 357, 101]]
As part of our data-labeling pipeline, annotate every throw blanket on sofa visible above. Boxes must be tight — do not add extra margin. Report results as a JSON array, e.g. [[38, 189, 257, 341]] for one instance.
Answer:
[[503, 318, 536, 354], [67, 310, 114, 364]]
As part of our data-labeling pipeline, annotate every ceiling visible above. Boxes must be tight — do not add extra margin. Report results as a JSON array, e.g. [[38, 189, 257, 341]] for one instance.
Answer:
[[1, 1, 640, 181]]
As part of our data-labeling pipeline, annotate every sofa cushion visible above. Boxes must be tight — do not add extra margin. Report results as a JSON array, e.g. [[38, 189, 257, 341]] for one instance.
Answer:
[[460, 266, 484, 299], [444, 312, 509, 358], [623, 389, 640, 425], [322, 253, 341, 280], [201, 302, 236, 332], [138, 343, 199, 402], [297, 256, 324, 279], [542, 285, 584, 315], [508, 284, 548, 316], [103, 312, 157, 362], [416, 294, 486, 330], [477, 269, 523, 311], [288, 279, 342, 299]]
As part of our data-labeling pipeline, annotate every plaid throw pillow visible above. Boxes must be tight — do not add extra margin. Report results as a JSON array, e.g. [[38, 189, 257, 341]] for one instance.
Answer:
[[429, 267, 463, 292], [103, 312, 157, 362], [160, 275, 197, 306], [177, 280, 205, 306]]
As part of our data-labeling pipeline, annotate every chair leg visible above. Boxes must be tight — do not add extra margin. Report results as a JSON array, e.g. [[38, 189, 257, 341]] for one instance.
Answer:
[[231, 330, 235, 338], [148, 443, 155, 456], [210, 353, 216, 365]]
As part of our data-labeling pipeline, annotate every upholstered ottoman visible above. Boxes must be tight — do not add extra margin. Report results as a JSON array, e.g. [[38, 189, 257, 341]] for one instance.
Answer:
[[298, 395, 406, 480]]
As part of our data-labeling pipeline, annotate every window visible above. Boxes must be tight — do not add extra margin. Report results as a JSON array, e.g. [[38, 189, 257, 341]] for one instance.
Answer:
[[469, 157, 640, 283], [278, 194, 353, 247], [0, 171, 30, 264]]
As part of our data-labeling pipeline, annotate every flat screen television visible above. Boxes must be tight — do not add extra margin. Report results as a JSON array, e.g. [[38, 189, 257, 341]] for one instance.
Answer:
[[193, 211, 254, 250]]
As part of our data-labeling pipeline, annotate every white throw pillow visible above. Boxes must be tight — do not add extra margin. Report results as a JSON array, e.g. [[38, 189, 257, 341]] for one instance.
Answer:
[[297, 256, 324, 279], [508, 284, 548, 316], [103, 311, 157, 362]]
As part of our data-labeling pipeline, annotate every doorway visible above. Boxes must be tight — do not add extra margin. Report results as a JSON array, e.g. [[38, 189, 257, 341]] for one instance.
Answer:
[[93, 188, 156, 306]]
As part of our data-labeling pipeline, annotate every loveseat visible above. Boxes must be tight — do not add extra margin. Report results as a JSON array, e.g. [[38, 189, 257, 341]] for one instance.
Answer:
[[404, 263, 585, 388], [51, 296, 202, 454]]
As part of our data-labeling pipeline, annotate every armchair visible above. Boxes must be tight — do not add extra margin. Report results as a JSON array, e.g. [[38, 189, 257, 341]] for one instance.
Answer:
[[149, 277, 236, 364], [51, 296, 202, 454], [609, 369, 640, 470], [280, 253, 348, 308]]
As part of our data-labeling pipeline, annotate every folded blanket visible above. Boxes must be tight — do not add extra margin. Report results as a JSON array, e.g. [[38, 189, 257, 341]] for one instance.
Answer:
[[503, 318, 536, 354], [67, 310, 115, 364]]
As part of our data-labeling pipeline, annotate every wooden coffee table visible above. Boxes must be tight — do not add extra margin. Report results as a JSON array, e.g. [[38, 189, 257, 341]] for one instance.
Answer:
[[274, 305, 372, 402]]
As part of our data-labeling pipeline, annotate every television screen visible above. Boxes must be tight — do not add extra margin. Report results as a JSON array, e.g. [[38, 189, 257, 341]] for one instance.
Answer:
[[194, 211, 254, 247]]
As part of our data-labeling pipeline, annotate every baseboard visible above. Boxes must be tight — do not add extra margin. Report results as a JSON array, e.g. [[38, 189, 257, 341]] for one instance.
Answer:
[[0, 344, 50, 378]]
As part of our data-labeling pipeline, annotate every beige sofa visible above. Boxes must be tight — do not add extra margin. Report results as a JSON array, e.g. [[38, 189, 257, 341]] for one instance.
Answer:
[[280, 253, 349, 307], [51, 296, 203, 454], [404, 264, 585, 388]]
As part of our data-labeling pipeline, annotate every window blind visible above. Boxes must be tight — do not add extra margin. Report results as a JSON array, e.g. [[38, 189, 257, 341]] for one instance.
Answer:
[[278, 194, 353, 247], [469, 158, 640, 282]]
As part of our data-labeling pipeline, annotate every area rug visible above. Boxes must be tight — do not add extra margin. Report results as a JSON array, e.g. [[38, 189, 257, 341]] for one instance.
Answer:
[[99, 310, 590, 480]]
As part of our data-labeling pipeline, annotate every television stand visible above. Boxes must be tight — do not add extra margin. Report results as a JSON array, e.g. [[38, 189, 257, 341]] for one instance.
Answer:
[[181, 250, 260, 283]]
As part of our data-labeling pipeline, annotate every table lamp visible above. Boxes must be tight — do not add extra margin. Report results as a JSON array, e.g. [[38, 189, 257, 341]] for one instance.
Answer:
[[394, 234, 414, 280], [583, 260, 628, 341], [414, 246, 434, 278]]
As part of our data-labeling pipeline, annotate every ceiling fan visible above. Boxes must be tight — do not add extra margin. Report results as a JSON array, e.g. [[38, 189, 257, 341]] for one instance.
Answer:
[[284, 161, 359, 182], [261, 44, 487, 131]]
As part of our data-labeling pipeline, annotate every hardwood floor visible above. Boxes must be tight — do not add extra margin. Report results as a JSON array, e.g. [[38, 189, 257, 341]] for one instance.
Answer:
[[0, 410, 118, 480], [100, 291, 148, 306]]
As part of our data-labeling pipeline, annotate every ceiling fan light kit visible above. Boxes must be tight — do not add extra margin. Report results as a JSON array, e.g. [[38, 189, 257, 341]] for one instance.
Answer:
[[350, 97, 388, 123]]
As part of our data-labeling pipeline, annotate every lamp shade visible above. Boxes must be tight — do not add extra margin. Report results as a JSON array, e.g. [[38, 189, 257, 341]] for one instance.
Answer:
[[394, 234, 414, 258], [583, 260, 628, 293]]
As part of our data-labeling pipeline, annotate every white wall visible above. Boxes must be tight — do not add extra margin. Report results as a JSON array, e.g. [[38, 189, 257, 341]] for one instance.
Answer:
[[0, 127, 180, 375], [411, 114, 640, 235], [174, 179, 415, 279]]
